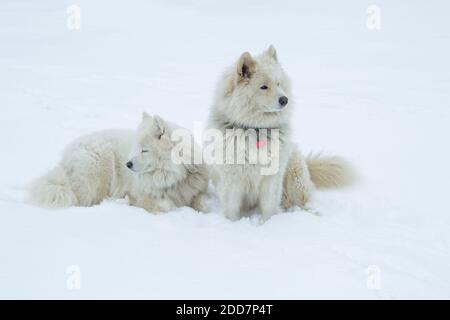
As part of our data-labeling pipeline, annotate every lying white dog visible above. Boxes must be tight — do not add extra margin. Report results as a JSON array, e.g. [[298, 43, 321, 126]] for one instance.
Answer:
[[29, 113, 210, 213]]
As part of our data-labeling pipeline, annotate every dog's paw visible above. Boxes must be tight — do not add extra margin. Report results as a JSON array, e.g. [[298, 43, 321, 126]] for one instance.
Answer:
[[154, 198, 175, 213], [190, 192, 212, 213], [302, 205, 321, 216]]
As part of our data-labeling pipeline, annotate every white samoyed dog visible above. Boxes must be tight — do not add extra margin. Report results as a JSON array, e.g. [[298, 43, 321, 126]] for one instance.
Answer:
[[208, 45, 355, 221], [29, 113, 210, 213]]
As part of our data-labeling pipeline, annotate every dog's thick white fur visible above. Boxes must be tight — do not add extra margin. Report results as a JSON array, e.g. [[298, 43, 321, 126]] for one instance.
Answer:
[[208, 45, 354, 221], [29, 113, 210, 213]]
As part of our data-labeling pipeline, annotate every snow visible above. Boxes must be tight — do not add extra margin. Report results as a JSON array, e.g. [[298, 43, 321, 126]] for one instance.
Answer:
[[1, 0, 450, 299]]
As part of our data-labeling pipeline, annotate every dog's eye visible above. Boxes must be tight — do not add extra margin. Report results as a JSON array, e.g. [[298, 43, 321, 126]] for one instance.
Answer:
[[141, 149, 148, 153], [260, 85, 268, 90]]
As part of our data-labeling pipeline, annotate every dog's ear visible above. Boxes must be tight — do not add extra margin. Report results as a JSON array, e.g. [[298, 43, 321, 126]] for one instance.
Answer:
[[237, 52, 256, 79], [152, 115, 167, 138], [142, 112, 152, 122], [266, 45, 278, 61]]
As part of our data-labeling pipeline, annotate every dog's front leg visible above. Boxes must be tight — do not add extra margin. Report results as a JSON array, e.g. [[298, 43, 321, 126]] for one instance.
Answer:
[[259, 175, 283, 221], [219, 180, 244, 221]]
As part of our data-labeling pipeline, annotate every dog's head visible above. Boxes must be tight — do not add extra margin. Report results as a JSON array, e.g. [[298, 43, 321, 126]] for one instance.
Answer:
[[126, 113, 186, 187], [217, 45, 292, 128]]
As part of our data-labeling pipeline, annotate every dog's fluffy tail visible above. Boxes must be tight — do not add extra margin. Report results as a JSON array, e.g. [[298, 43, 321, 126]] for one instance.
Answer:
[[29, 166, 78, 208], [306, 153, 356, 189]]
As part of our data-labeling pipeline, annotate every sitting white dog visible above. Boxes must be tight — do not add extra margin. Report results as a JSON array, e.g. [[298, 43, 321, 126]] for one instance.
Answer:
[[208, 46, 355, 221]]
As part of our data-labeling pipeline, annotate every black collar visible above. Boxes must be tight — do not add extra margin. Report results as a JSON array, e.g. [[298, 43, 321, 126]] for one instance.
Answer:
[[223, 121, 280, 133]]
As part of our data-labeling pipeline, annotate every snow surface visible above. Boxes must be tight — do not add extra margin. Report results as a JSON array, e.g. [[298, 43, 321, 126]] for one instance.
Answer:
[[1, 0, 450, 299]]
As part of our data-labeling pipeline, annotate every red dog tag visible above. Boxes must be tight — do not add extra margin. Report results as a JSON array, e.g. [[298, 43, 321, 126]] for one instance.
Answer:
[[256, 140, 267, 149]]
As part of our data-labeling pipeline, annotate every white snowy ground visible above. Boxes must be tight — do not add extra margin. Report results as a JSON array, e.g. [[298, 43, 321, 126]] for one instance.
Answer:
[[1, 0, 450, 299]]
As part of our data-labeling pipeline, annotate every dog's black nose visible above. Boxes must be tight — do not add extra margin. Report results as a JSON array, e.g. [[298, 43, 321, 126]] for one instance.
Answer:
[[126, 161, 133, 169], [279, 96, 288, 107]]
